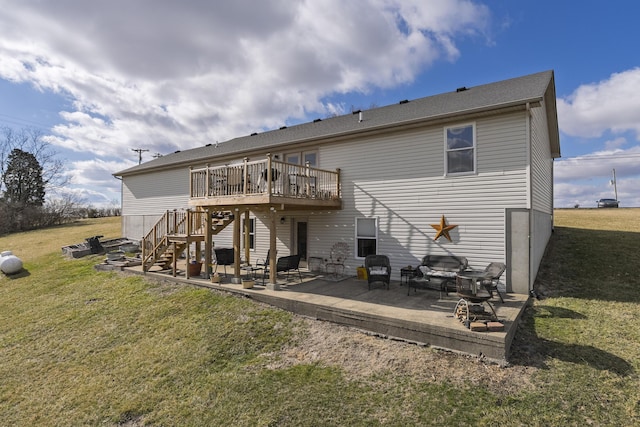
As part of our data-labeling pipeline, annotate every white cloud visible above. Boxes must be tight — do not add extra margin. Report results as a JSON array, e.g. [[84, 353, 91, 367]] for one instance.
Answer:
[[555, 147, 640, 181], [553, 146, 640, 208], [558, 68, 640, 139], [0, 0, 491, 162]]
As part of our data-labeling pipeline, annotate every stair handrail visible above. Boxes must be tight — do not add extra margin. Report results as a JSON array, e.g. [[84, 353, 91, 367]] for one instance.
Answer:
[[141, 209, 214, 271]]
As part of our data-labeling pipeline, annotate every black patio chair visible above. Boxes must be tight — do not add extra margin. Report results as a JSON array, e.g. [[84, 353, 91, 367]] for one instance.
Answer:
[[262, 254, 302, 284], [364, 254, 391, 290], [213, 248, 234, 276]]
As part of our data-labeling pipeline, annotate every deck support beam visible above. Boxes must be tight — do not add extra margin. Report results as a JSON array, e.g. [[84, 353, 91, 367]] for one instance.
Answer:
[[267, 207, 279, 290]]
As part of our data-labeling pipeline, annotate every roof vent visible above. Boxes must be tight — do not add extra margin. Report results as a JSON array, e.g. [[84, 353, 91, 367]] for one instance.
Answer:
[[174, 150, 181, 153], [250, 132, 258, 136], [358, 111, 363, 122], [399, 99, 409, 104], [280, 126, 287, 130], [313, 118, 322, 123], [205, 143, 212, 147], [456, 86, 468, 92], [352, 109, 361, 114]]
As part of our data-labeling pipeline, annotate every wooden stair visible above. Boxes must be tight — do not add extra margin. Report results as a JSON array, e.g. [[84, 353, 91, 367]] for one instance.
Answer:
[[141, 209, 234, 274]]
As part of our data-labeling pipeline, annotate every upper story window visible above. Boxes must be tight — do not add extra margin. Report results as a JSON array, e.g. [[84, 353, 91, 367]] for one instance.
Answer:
[[285, 150, 318, 167], [445, 123, 476, 175]]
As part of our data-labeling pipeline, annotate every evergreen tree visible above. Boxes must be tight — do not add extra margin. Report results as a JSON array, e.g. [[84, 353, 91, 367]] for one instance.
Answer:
[[2, 148, 46, 206]]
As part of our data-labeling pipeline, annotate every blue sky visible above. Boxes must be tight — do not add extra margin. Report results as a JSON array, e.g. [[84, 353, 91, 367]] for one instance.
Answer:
[[1, 0, 639, 208]]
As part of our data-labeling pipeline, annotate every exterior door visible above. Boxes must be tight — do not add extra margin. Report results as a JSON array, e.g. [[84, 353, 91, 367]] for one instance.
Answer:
[[296, 221, 308, 260]]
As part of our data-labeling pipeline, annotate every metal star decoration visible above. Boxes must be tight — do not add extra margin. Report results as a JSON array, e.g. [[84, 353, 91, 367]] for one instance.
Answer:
[[430, 215, 458, 242]]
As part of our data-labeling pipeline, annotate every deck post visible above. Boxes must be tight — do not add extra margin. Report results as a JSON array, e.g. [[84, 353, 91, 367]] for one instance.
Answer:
[[243, 157, 249, 195], [267, 207, 279, 290], [266, 153, 273, 196], [205, 164, 210, 197], [231, 208, 241, 284], [305, 161, 311, 195], [244, 210, 251, 265], [205, 207, 212, 278], [172, 241, 177, 277]]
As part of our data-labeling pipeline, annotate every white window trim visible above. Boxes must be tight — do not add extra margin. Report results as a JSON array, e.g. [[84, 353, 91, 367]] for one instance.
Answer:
[[355, 217, 378, 260], [444, 122, 477, 176], [284, 149, 319, 167]]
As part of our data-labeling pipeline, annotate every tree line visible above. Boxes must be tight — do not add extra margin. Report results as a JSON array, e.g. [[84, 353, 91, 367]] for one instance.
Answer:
[[0, 127, 119, 235]]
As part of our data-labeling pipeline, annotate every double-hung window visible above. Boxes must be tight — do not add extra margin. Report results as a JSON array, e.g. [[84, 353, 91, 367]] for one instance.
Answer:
[[445, 123, 476, 175], [356, 217, 378, 258]]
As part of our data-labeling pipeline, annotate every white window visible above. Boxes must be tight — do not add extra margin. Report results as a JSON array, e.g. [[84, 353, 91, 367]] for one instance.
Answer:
[[285, 150, 318, 167], [445, 123, 476, 175], [242, 217, 255, 250], [356, 217, 378, 258]]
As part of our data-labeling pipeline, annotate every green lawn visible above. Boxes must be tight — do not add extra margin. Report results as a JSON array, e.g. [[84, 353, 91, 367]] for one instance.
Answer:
[[1, 213, 639, 426]]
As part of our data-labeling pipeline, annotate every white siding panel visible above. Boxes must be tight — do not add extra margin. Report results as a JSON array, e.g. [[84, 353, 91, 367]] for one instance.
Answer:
[[121, 167, 192, 240], [530, 105, 554, 213], [122, 168, 191, 215], [121, 112, 536, 290], [528, 101, 555, 288], [314, 113, 529, 275]]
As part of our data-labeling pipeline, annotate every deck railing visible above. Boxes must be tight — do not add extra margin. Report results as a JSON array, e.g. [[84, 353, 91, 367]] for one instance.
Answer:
[[190, 155, 340, 201]]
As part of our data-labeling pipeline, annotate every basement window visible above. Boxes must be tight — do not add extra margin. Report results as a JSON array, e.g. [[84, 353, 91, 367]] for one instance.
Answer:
[[355, 217, 377, 259], [242, 217, 255, 250]]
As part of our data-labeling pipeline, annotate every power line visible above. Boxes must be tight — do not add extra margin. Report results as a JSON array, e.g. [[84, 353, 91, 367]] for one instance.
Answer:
[[0, 113, 54, 131], [560, 154, 640, 162]]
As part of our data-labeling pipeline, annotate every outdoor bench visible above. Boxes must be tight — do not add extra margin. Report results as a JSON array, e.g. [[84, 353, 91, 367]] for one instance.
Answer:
[[262, 254, 302, 284], [407, 255, 468, 296]]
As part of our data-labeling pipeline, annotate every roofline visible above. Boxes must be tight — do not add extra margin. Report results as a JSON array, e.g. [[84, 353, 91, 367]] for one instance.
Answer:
[[114, 97, 544, 178]]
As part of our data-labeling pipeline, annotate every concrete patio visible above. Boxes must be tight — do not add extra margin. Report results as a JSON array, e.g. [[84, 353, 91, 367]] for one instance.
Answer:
[[125, 264, 529, 362]]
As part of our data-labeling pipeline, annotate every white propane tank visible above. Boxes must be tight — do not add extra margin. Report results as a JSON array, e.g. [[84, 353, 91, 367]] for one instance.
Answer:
[[0, 250, 23, 275]]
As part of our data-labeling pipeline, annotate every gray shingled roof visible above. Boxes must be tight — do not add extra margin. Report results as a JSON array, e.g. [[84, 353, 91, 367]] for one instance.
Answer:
[[115, 70, 558, 177]]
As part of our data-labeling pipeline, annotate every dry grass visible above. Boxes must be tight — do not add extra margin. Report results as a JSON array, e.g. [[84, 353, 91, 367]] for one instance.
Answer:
[[1, 213, 639, 426]]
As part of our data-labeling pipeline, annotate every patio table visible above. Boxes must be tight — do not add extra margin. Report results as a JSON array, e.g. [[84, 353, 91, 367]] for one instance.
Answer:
[[241, 265, 262, 280], [456, 270, 490, 295]]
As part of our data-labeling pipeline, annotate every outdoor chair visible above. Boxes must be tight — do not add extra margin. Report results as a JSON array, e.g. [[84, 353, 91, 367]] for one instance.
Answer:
[[364, 254, 391, 290], [453, 274, 498, 329], [213, 247, 234, 276], [326, 242, 349, 278], [254, 249, 274, 281], [256, 249, 275, 270], [262, 254, 302, 284], [480, 262, 506, 303]]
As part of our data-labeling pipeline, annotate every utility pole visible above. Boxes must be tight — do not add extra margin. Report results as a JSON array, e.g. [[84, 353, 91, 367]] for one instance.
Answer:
[[611, 168, 618, 201], [131, 148, 149, 165]]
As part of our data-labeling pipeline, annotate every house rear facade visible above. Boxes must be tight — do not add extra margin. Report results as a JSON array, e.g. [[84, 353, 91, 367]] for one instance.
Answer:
[[115, 70, 560, 295]]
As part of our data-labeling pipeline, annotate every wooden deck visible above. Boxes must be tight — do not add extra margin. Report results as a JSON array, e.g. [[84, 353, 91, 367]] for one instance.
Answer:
[[188, 156, 342, 210], [126, 263, 529, 363]]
